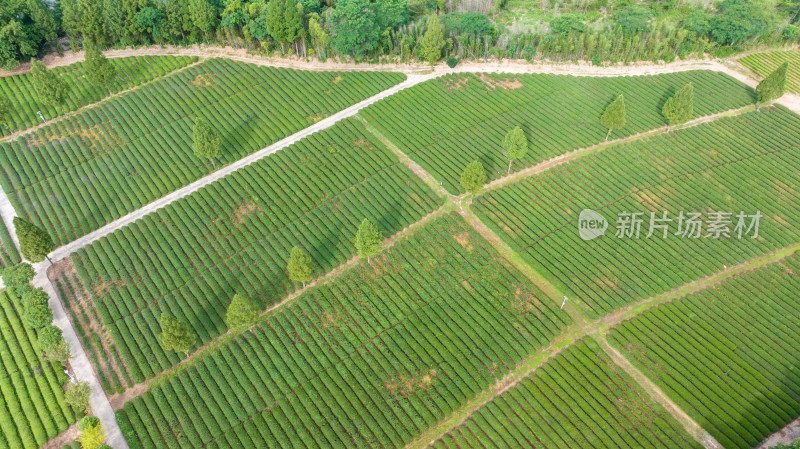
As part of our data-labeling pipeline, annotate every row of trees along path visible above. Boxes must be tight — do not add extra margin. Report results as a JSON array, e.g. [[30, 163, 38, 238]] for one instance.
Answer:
[[0, 50, 790, 449]]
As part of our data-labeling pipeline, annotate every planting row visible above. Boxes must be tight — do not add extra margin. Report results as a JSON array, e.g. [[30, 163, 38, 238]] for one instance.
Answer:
[[433, 338, 702, 449], [474, 106, 800, 316], [69, 118, 442, 383], [359, 70, 755, 193], [0, 58, 406, 244], [116, 214, 571, 449], [609, 253, 800, 449], [0, 290, 73, 449], [0, 55, 196, 132], [739, 50, 800, 93]]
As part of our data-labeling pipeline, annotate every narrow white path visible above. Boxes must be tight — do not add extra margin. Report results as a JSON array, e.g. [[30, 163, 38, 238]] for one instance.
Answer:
[[47, 73, 432, 262]]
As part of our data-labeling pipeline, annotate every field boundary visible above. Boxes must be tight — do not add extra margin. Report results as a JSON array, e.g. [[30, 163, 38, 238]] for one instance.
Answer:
[[0, 58, 204, 144], [405, 212, 800, 448]]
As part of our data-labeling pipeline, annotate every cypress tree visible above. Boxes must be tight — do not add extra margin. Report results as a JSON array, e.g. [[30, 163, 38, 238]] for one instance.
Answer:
[[502, 126, 528, 174], [662, 83, 694, 131], [84, 39, 117, 94], [30, 60, 69, 113], [14, 217, 55, 263], [192, 116, 221, 168], [461, 160, 486, 195], [756, 62, 789, 109], [600, 95, 626, 141], [225, 293, 259, 329], [287, 246, 313, 287], [420, 14, 446, 65], [158, 313, 196, 356], [355, 218, 382, 263]]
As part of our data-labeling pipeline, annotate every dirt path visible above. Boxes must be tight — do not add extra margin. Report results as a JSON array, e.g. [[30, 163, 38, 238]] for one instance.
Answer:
[[41, 423, 80, 449], [758, 417, 800, 448]]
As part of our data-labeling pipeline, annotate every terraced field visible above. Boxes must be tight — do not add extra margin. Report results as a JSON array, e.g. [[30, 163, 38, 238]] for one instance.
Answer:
[[474, 106, 800, 316], [0, 290, 73, 448], [739, 50, 800, 93], [0, 55, 196, 132], [63, 118, 443, 386], [359, 71, 754, 194], [116, 214, 571, 449], [0, 59, 406, 244], [433, 338, 703, 449], [609, 253, 800, 449]]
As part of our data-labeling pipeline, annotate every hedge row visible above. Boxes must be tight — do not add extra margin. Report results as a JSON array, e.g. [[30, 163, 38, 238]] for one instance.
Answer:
[[360, 70, 755, 194], [70, 118, 443, 384], [0, 290, 73, 449], [608, 253, 800, 449], [474, 106, 800, 316], [0, 55, 196, 132], [0, 58, 406, 244], [117, 213, 571, 448], [434, 338, 703, 449]]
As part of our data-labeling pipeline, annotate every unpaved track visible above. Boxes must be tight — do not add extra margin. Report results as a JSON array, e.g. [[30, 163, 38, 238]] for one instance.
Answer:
[[0, 47, 795, 449]]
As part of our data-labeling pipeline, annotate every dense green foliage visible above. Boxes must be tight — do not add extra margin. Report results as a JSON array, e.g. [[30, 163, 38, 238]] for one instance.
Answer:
[[662, 82, 694, 128], [434, 338, 703, 449], [158, 313, 196, 355], [0, 0, 56, 70], [71, 118, 442, 383], [116, 214, 571, 448], [0, 55, 195, 132], [14, 216, 54, 263], [609, 254, 800, 449], [360, 70, 754, 194], [474, 107, 800, 316], [224, 293, 259, 329], [741, 50, 800, 93], [30, 61, 69, 111], [461, 160, 486, 194], [0, 289, 72, 448], [0, 59, 406, 244], [757, 62, 789, 107], [600, 94, 626, 140], [355, 217, 383, 261], [286, 246, 314, 286]]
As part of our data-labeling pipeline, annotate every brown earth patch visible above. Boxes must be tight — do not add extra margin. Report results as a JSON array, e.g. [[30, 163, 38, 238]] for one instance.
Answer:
[[477, 73, 523, 90], [191, 73, 215, 87], [233, 202, 263, 226], [443, 77, 470, 91]]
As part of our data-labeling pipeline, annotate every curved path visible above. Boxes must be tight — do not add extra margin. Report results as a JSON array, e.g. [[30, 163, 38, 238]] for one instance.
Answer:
[[0, 49, 794, 448]]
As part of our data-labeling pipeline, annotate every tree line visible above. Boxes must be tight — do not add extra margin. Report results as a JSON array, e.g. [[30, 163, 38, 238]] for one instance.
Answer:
[[459, 62, 789, 196], [3, 0, 800, 71], [157, 217, 384, 355]]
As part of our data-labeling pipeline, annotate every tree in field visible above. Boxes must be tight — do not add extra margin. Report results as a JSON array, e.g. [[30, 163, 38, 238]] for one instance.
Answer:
[[461, 160, 486, 196], [355, 218, 382, 262], [287, 246, 313, 287], [24, 303, 52, 328], [502, 126, 528, 174], [83, 39, 116, 94], [192, 116, 221, 168], [79, 416, 107, 449], [0, 94, 11, 134], [420, 14, 446, 65], [38, 324, 71, 364], [30, 60, 69, 113], [756, 62, 789, 109], [64, 381, 91, 414], [2, 262, 34, 296], [662, 83, 694, 131], [225, 293, 259, 329], [158, 313, 196, 356], [600, 95, 626, 141], [14, 217, 55, 263]]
